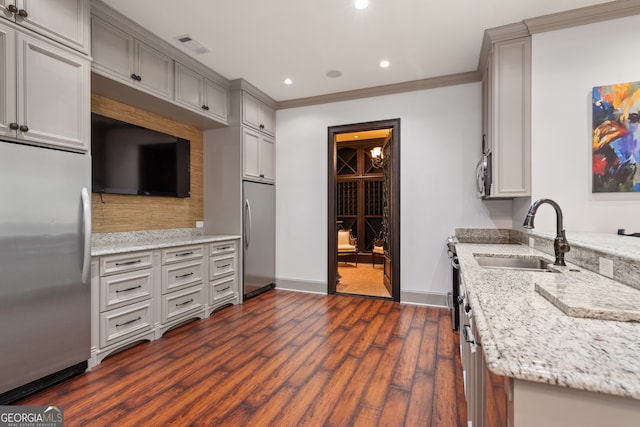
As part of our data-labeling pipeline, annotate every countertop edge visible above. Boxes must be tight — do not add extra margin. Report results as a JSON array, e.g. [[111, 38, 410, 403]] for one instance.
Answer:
[[91, 234, 241, 257]]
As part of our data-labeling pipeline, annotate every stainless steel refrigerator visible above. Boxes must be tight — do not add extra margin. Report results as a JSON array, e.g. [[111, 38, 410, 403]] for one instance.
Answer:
[[243, 180, 275, 299], [0, 141, 91, 403]]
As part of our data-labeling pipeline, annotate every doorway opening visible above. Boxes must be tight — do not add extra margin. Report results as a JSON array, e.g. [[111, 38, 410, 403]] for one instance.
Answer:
[[327, 119, 400, 301]]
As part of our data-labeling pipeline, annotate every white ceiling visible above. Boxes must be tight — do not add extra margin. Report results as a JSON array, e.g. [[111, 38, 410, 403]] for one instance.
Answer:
[[101, 0, 606, 102]]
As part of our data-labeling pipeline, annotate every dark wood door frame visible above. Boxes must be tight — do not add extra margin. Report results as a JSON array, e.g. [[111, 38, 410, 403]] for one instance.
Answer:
[[328, 118, 400, 302]]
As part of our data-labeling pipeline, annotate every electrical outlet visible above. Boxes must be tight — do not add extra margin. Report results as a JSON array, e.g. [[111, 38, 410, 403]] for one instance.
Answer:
[[529, 237, 535, 247], [196, 221, 204, 229], [599, 257, 614, 278]]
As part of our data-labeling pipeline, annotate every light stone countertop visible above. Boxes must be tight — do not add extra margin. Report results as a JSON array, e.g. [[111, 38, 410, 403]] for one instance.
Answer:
[[529, 230, 640, 262], [455, 242, 640, 400], [91, 229, 241, 256]]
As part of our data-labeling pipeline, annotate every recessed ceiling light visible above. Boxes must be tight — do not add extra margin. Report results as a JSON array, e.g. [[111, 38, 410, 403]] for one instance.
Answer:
[[379, 60, 390, 68], [354, 0, 369, 10], [326, 70, 342, 78], [283, 78, 293, 85]]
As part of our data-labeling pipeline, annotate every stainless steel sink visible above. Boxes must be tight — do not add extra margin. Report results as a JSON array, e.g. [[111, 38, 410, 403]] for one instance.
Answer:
[[474, 254, 559, 272]]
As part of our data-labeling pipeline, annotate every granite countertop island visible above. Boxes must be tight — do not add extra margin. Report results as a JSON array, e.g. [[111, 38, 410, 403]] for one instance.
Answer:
[[455, 239, 640, 400], [92, 228, 241, 256]]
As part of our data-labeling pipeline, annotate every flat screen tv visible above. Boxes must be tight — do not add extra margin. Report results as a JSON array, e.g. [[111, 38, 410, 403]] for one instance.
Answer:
[[91, 113, 190, 198]]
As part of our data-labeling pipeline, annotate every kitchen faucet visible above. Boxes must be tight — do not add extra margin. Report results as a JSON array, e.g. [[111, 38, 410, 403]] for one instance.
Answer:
[[523, 198, 570, 266]]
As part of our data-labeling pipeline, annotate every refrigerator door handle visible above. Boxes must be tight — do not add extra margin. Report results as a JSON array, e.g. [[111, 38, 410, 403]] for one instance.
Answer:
[[244, 199, 252, 249], [80, 187, 91, 284]]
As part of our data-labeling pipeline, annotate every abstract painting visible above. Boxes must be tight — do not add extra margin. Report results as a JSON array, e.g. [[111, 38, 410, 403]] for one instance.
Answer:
[[592, 81, 640, 192]]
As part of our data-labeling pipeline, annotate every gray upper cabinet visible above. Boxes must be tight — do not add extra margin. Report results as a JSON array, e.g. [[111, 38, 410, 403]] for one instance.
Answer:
[[481, 24, 531, 198], [0, 21, 90, 152], [174, 62, 228, 125], [92, 16, 174, 100], [0, 0, 89, 54], [242, 92, 275, 136], [90, 1, 230, 128]]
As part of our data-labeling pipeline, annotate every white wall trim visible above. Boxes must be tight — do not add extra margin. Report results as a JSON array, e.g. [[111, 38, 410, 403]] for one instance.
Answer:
[[276, 277, 449, 308], [400, 290, 449, 307], [276, 278, 327, 294]]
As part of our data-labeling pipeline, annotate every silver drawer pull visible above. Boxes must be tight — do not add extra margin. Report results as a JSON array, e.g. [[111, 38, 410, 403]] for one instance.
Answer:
[[115, 260, 142, 266], [217, 286, 231, 293], [216, 246, 230, 251], [175, 272, 194, 279], [175, 251, 194, 257], [116, 316, 141, 327], [217, 264, 231, 269], [175, 298, 194, 307], [116, 285, 142, 293]]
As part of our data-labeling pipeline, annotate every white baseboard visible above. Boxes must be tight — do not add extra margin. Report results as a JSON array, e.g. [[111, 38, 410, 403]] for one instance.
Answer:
[[276, 277, 449, 308], [275, 277, 327, 294]]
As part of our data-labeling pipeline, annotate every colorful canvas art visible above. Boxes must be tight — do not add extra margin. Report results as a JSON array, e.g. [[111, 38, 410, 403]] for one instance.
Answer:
[[592, 81, 640, 192]]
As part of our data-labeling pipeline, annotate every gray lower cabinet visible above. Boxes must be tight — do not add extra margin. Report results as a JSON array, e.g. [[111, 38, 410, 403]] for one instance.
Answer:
[[90, 239, 239, 368]]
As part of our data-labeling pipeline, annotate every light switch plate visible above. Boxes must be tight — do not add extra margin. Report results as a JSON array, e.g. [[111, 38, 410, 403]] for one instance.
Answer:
[[599, 257, 614, 278]]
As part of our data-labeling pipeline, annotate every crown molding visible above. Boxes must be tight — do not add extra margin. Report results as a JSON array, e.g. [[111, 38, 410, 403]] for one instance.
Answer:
[[229, 78, 277, 107], [524, 0, 640, 34], [276, 71, 481, 110], [478, 22, 530, 73]]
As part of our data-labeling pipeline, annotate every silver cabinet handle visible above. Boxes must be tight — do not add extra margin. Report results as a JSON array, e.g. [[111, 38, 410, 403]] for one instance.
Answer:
[[175, 272, 194, 279], [80, 188, 91, 284], [115, 260, 142, 266], [116, 285, 142, 293], [175, 251, 194, 257], [116, 317, 141, 327], [244, 199, 252, 249]]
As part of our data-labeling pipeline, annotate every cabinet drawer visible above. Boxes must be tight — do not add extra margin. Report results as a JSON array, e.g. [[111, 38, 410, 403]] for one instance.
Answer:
[[161, 260, 204, 294], [209, 253, 236, 280], [100, 301, 153, 348], [161, 244, 204, 265], [209, 275, 236, 305], [161, 286, 204, 324], [100, 269, 153, 312], [209, 240, 236, 256], [100, 251, 153, 276]]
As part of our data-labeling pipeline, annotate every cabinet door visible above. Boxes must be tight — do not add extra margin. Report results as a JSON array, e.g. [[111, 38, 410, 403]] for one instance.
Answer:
[[16, 32, 89, 151], [260, 103, 275, 136], [174, 62, 204, 113], [91, 16, 134, 82], [242, 91, 261, 129], [491, 37, 531, 197], [243, 127, 261, 181], [0, 22, 15, 139], [260, 135, 275, 183], [135, 40, 173, 99], [18, 0, 89, 54], [204, 78, 228, 123]]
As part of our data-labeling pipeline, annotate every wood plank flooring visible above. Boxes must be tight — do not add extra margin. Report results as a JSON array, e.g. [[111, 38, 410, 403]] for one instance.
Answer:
[[17, 290, 467, 426]]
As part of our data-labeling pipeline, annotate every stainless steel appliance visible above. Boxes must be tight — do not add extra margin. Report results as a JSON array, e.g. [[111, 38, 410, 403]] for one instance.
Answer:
[[0, 142, 91, 403], [446, 235, 460, 330], [243, 180, 275, 299]]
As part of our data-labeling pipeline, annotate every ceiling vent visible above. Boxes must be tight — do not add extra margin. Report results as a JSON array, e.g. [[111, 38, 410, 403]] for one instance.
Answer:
[[176, 34, 209, 54]]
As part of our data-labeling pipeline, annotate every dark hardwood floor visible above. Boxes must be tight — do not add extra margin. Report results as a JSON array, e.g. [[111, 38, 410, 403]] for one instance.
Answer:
[[17, 290, 467, 426]]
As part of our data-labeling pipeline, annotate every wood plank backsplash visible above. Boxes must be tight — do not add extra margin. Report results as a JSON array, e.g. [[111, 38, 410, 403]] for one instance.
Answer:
[[91, 94, 204, 233]]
